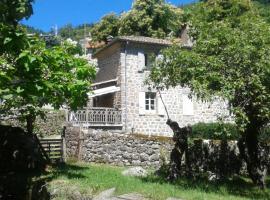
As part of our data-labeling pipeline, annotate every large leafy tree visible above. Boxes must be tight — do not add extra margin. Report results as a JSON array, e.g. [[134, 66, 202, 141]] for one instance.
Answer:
[[119, 0, 183, 38], [0, 0, 34, 25], [0, 0, 96, 134], [90, 13, 120, 43], [150, 0, 270, 188], [91, 0, 184, 43]]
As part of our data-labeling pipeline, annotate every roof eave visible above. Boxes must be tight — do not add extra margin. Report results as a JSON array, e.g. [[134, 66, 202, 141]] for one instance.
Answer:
[[93, 37, 172, 58]]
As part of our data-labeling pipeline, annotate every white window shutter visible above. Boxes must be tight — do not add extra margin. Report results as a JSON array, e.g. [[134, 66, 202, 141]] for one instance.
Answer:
[[138, 50, 145, 72], [158, 94, 166, 116], [182, 94, 194, 115], [139, 92, 145, 115]]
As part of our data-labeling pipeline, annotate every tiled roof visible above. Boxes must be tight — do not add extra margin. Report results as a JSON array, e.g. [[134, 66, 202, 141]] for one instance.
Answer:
[[93, 36, 173, 57], [116, 36, 172, 45]]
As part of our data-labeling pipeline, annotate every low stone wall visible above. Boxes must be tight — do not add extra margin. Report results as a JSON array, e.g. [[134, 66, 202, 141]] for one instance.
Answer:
[[64, 126, 270, 174], [2, 110, 66, 136], [65, 126, 174, 167]]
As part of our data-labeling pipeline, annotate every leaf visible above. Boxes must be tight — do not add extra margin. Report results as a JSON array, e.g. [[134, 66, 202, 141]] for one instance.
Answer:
[[36, 84, 42, 91], [3, 37, 12, 44], [16, 87, 24, 93], [29, 56, 36, 63], [3, 94, 13, 100]]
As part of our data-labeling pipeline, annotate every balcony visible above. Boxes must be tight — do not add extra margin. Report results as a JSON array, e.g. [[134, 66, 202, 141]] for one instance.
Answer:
[[67, 107, 122, 128]]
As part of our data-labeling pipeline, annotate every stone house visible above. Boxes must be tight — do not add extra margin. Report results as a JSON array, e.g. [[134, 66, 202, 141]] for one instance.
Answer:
[[68, 36, 229, 137]]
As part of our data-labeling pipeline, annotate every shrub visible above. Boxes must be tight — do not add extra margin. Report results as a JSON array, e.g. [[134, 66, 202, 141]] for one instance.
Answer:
[[191, 122, 239, 140], [191, 123, 270, 141]]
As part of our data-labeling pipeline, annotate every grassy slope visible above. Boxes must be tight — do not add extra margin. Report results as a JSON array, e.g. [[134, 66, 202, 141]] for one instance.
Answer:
[[45, 162, 270, 200]]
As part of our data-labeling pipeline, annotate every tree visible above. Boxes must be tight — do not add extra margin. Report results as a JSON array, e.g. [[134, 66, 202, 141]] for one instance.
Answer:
[[58, 23, 93, 41], [149, 0, 270, 188], [90, 0, 184, 43], [0, 0, 34, 25], [90, 13, 120, 42], [119, 0, 183, 38], [22, 24, 45, 35], [0, 0, 96, 134]]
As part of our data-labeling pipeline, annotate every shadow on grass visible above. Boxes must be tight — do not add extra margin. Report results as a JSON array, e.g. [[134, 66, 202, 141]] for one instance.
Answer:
[[42, 163, 89, 182], [141, 173, 270, 200]]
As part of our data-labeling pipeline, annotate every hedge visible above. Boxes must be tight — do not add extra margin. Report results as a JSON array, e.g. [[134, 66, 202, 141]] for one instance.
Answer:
[[191, 122, 270, 141]]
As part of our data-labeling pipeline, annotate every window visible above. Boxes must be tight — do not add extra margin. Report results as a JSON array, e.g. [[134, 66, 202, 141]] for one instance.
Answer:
[[182, 94, 194, 115], [145, 92, 156, 111], [139, 92, 158, 115], [144, 53, 156, 70]]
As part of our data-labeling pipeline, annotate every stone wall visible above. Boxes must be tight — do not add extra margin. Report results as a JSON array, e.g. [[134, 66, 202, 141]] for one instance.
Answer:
[[65, 126, 174, 167], [65, 126, 270, 177], [2, 110, 66, 137]]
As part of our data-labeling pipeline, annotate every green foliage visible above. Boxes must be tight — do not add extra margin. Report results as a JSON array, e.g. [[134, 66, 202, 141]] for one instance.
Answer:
[[0, 0, 96, 133], [191, 122, 239, 140], [90, 0, 184, 42], [21, 24, 45, 35], [254, 0, 270, 23], [58, 23, 93, 41], [119, 0, 183, 38], [0, 0, 34, 25], [90, 13, 120, 42], [150, 0, 270, 134]]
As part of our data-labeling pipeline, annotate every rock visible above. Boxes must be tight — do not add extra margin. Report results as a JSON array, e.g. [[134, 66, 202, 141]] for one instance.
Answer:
[[139, 153, 148, 162], [93, 188, 115, 200], [112, 193, 147, 200], [149, 154, 159, 161], [122, 167, 147, 177], [207, 171, 220, 182]]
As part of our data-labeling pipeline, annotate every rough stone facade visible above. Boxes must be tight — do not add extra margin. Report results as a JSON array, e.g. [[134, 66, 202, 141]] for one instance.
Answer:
[[93, 38, 230, 136], [65, 126, 173, 167], [119, 43, 229, 136]]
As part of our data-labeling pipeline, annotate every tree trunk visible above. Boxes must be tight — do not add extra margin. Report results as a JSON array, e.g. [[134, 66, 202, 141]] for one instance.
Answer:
[[238, 125, 267, 189], [26, 115, 35, 135]]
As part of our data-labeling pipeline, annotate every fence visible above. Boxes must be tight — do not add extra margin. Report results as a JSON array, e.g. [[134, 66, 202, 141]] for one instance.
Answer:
[[67, 107, 122, 127], [39, 138, 63, 162]]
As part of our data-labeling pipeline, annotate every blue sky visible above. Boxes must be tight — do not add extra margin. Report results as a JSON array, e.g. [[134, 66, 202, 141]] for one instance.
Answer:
[[22, 0, 196, 32]]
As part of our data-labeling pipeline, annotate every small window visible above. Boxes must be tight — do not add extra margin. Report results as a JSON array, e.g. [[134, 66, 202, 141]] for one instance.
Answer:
[[144, 53, 156, 70], [145, 92, 156, 111]]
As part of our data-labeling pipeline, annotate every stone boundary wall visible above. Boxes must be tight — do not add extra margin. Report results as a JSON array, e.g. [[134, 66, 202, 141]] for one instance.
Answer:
[[65, 126, 270, 175], [2, 110, 66, 137], [65, 126, 174, 167]]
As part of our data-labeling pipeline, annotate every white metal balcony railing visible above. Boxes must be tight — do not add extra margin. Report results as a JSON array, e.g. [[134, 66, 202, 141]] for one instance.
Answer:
[[67, 107, 122, 127]]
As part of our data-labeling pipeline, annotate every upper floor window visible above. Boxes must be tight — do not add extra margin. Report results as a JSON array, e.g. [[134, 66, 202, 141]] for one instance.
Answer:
[[138, 50, 160, 72], [144, 53, 157, 70]]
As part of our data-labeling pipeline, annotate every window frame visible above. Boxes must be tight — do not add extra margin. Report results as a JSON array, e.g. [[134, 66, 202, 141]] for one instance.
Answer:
[[145, 92, 157, 114], [144, 52, 157, 70]]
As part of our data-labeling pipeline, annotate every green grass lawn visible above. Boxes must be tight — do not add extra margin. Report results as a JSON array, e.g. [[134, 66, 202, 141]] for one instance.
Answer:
[[44, 162, 270, 200]]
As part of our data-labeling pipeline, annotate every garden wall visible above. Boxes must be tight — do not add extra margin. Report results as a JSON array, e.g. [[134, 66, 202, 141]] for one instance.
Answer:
[[2, 110, 66, 137], [64, 126, 174, 167], [64, 126, 270, 176]]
